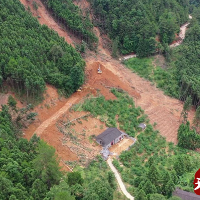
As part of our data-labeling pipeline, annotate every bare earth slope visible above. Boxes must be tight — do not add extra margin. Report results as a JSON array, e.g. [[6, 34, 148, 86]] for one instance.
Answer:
[[20, 0, 75, 46], [34, 97, 78, 136], [19, 0, 194, 147]]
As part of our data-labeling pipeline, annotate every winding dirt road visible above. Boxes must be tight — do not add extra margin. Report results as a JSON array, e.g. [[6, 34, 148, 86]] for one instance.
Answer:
[[170, 15, 192, 48], [107, 158, 134, 200], [124, 15, 192, 58]]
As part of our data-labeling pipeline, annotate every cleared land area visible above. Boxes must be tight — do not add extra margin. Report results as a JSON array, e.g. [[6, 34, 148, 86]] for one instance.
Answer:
[[14, 0, 195, 165]]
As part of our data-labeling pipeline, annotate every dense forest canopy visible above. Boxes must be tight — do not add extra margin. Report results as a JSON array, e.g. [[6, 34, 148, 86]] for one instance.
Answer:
[[169, 12, 200, 106], [40, 0, 98, 49], [89, 0, 189, 56], [0, 0, 85, 100]]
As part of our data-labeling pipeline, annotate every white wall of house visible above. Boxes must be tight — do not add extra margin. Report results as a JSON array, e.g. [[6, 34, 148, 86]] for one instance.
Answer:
[[115, 134, 125, 143]]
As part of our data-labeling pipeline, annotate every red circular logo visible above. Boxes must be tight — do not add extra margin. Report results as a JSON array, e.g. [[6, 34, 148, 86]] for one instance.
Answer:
[[194, 168, 200, 195]]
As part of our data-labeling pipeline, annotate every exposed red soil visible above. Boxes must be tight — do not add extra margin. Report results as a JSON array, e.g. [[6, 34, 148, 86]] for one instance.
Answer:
[[155, 35, 160, 42], [170, 33, 181, 45], [0, 92, 23, 110], [16, 0, 195, 170], [56, 111, 104, 164], [19, 0, 75, 46], [41, 122, 78, 171], [73, 0, 90, 14]]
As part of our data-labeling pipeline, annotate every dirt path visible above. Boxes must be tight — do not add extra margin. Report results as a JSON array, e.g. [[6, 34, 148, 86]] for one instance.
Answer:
[[34, 97, 78, 136], [107, 158, 134, 200], [170, 15, 192, 48]]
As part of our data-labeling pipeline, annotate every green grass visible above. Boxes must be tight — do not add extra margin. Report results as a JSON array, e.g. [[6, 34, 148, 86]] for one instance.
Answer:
[[125, 57, 154, 80], [125, 57, 179, 98]]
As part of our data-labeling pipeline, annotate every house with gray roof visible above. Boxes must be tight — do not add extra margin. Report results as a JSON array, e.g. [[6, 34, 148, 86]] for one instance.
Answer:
[[96, 128, 126, 149], [173, 188, 200, 200]]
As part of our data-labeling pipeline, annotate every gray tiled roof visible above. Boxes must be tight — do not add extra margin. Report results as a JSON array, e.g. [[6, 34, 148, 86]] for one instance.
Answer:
[[96, 128, 123, 147], [138, 123, 146, 129], [173, 188, 200, 200]]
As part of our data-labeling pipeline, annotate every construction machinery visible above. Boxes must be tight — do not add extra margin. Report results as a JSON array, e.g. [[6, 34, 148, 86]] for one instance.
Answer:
[[76, 87, 82, 92], [97, 65, 102, 74]]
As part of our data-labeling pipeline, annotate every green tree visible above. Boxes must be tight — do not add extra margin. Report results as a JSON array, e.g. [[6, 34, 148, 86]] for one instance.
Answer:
[[67, 172, 83, 186], [135, 189, 148, 200], [33, 141, 62, 189], [178, 121, 200, 150], [45, 180, 75, 200], [83, 179, 113, 200], [107, 171, 116, 189], [193, 106, 200, 130], [0, 176, 13, 200], [142, 180, 157, 195], [164, 179, 175, 197], [149, 193, 166, 200], [181, 96, 192, 123], [31, 179, 48, 200], [159, 12, 179, 44], [148, 164, 160, 187], [8, 95, 17, 110], [112, 37, 119, 58]]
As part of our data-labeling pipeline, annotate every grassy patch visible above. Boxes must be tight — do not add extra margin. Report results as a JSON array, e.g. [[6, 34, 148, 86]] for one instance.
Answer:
[[125, 57, 179, 98], [71, 89, 146, 137]]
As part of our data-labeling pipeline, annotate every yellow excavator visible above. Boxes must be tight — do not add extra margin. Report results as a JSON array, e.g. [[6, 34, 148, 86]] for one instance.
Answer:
[[76, 87, 82, 92], [98, 65, 102, 74]]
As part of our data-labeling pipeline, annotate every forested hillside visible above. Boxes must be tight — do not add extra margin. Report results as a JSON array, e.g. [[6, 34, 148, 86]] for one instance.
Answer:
[[89, 0, 189, 56], [0, 100, 121, 200], [40, 0, 98, 49], [124, 3, 200, 108], [166, 10, 200, 107], [0, 0, 85, 100], [0, 103, 62, 199]]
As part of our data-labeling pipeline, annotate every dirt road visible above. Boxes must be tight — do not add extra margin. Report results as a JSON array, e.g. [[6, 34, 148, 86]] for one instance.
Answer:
[[170, 15, 192, 48], [107, 158, 134, 200], [34, 97, 78, 136]]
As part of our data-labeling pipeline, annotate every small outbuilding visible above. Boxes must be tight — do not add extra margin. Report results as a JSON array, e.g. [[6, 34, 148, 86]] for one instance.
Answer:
[[96, 128, 126, 149], [138, 123, 146, 130]]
